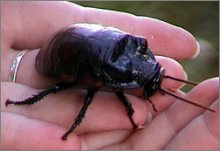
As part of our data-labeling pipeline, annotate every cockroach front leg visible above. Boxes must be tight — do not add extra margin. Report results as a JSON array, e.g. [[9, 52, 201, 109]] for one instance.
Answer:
[[115, 90, 138, 129]]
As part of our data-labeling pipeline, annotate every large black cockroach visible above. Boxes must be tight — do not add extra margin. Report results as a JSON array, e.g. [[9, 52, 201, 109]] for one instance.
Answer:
[[6, 23, 215, 140]]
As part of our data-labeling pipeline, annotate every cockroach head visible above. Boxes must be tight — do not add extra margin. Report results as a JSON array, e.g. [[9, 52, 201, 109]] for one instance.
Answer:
[[143, 67, 165, 99]]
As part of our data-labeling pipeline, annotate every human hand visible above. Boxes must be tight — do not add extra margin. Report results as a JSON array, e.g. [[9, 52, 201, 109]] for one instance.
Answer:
[[2, 1, 218, 150], [102, 78, 219, 150]]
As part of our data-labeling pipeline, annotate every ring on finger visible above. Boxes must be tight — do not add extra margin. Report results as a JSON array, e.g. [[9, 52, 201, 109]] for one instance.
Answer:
[[9, 50, 28, 83]]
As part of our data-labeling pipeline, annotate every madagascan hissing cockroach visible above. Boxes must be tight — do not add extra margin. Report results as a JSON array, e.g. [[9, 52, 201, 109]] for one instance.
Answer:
[[6, 23, 215, 140]]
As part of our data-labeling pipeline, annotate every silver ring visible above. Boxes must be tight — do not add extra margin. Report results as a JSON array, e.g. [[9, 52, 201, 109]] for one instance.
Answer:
[[9, 50, 28, 82]]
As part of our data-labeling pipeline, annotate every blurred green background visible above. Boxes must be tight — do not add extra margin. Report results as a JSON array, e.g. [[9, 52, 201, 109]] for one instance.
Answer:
[[73, 1, 219, 91]]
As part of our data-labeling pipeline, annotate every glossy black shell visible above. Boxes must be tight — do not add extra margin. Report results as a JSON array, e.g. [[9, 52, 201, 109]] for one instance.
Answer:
[[35, 24, 161, 91]]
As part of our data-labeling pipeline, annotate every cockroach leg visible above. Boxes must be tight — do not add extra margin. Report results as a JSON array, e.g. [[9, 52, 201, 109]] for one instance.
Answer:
[[5, 82, 74, 107], [115, 90, 138, 129], [61, 88, 98, 140], [147, 97, 158, 112]]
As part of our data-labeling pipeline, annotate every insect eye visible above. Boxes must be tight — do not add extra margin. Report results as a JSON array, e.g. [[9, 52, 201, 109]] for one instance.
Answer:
[[137, 44, 147, 55], [141, 45, 147, 54]]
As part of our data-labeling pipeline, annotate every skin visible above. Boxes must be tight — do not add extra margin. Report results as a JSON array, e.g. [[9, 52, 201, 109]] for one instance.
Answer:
[[1, 1, 219, 150]]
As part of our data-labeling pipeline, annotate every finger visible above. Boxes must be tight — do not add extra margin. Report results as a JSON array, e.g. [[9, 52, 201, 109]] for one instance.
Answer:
[[104, 77, 218, 150], [79, 130, 131, 150], [2, 2, 192, 85], [2, 53, 185, 122], [157, 56, 186, 89], [2, 49, 57, 88], [1, 112, 81, 150], [3, 1, 198, 59], [2, 1, 80, 82], [83, 8, 199, 59], [1, 80, 178, 137], [2, 47, 186, 91], [165, 100, 219, 150], [2, 54, 186, 121], [1, 82, 148, 134], [132, 78, 218, 150], [1, 1, 82, 49], [164, 77, 218, 131]]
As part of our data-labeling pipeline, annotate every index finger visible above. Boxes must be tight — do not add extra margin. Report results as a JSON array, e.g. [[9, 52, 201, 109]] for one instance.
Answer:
[[3, 1, 198, 59]]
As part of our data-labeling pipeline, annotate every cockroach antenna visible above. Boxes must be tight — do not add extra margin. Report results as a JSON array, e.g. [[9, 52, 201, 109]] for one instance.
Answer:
[[164, 75, 198, 86], [161, 75, 215, 112]]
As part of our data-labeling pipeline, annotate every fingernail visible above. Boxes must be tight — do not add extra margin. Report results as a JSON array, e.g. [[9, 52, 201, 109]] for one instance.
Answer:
[[137, 125, 145, 129], [191, 41, 200, 58], [146, 112, 153, 123], [180, 71, 188, 89]]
